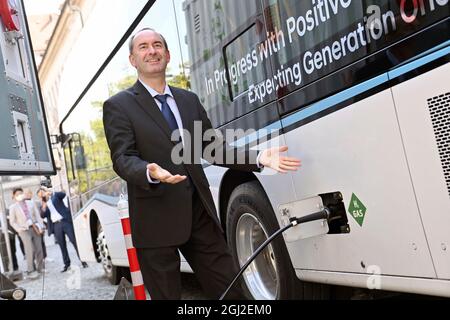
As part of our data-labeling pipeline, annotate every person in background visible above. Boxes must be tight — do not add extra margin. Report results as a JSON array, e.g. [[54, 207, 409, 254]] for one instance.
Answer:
[[37, 188, 54, 244], [23, 189, 47, 261], [4, 208, 20, 272], [9, 188, 44, 279], [39, 188, 88, 272], [6, 205, 26, 262]]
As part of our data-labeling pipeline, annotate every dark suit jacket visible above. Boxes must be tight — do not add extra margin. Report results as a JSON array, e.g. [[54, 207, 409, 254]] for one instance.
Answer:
[[41, 192, 72, 236], [103, 81, 260, 248]]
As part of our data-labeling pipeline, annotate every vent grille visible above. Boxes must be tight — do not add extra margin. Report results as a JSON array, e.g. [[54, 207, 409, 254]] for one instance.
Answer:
[[194, 14, 200, 33], [428, 92, 450, 197]]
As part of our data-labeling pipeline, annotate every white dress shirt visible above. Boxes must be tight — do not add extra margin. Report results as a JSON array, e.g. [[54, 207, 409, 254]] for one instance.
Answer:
[[139, 80, 185, 144], [140, 80, 186, 184], [47, 199, 64, 223]]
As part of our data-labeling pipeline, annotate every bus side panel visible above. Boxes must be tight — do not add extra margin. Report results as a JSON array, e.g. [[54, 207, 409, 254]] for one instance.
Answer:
[[204, 133, 299, 226], [92, 202, 127, 266], [103, 220, 128, 267], [73, 208, 97, 263], [73, 201, 127, 265], [392, 61, 450, 280], [73, 198, 194, 271], [281, 89, 436, 278], [204, 165, 228, 211]]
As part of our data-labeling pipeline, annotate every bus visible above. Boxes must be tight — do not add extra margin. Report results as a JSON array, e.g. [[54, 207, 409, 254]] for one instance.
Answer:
[[60, 0, 450, 299]]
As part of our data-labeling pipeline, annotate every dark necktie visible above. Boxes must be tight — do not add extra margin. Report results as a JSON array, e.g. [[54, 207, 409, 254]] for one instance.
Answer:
[[155, 94, 192, 188], [155, 94, 179, 133]]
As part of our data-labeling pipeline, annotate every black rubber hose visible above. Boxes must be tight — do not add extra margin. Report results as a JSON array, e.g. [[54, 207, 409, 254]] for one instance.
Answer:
[[219, 222, 293, 300], [219, 208, 330, 300]]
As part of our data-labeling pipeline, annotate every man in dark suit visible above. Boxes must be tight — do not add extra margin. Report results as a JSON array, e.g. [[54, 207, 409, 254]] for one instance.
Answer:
[[103, 28, 301, 299], [40, 189, 88, 272]]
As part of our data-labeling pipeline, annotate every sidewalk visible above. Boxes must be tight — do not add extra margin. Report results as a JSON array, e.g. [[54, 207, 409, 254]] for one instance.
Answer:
[[14, 235, 117, 300], [12, 235, 206, 300]]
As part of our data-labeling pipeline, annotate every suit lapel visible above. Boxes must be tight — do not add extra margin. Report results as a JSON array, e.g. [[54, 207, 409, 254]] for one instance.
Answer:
[[132, 81, 174, 143]]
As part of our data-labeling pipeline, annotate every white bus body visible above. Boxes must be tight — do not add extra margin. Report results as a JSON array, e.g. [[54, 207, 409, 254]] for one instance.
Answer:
[[67, 0, 449, 298]]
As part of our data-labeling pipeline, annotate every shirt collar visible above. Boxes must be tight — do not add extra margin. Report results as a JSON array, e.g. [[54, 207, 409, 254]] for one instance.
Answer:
[[139, 79, 173, 99]]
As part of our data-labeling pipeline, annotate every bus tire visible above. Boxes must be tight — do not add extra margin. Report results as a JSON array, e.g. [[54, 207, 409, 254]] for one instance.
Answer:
[[96, 222, 121, 285], [226, 181, 296, 300], [226, 181, 329, 300]]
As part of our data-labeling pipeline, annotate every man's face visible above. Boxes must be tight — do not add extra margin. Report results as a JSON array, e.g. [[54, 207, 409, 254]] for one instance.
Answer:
[[129, 30, 170, 78], [13, 191, 24, 202], [25, 191, 32, 200]]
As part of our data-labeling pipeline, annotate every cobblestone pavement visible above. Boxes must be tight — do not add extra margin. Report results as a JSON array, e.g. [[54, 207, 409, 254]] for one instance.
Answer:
[[12, 235, 206, 300], [13, 235, 118, 300]]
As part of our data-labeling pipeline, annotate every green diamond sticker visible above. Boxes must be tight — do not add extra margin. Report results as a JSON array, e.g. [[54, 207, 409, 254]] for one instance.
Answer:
[[348, 193, 367, 227]]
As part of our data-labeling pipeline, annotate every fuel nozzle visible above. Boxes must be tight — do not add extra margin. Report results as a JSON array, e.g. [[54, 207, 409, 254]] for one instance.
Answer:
[[280, 191, 350, 239], [289, 207, 331, 226]]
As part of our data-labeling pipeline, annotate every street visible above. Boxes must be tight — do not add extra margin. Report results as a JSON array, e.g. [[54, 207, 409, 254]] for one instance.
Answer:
[[12, 235, 206, 300]]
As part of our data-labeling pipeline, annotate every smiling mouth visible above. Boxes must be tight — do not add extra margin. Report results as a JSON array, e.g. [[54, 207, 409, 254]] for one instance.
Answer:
[[146, 58, 161, 64]]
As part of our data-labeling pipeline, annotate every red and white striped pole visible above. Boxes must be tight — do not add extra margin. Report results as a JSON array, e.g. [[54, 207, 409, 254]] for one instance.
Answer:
[[117, 195, 147, 300]]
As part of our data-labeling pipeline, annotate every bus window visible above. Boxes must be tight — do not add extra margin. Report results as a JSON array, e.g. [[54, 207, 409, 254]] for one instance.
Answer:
[[263, 0, 449, 98], [224, 22, 273, 102], [184, 0, 266, 128]]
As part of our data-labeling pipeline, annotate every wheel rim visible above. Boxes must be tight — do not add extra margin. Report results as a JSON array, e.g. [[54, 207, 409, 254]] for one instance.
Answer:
[[236, 213, 279, 300], [96, 227, 113, 276]]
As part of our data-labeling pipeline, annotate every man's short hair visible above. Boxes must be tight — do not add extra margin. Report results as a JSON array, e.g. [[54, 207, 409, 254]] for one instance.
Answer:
[[128, 27, 169, 54], [12, 188, 23, 196]]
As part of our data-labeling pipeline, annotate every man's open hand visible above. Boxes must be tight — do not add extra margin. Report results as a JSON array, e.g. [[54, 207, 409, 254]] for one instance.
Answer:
[[259, 146, 301, 173], [147, 163, 187, 184]]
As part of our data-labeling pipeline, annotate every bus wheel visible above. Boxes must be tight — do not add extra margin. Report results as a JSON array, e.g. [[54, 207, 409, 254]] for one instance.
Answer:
[[226, 181, 299, 300], [96, 222, 121, 285]]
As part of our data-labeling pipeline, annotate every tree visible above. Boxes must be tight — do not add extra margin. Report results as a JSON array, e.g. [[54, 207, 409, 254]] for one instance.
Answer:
[[168, 64, 190, 89], [107, 74, 137, 96]]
